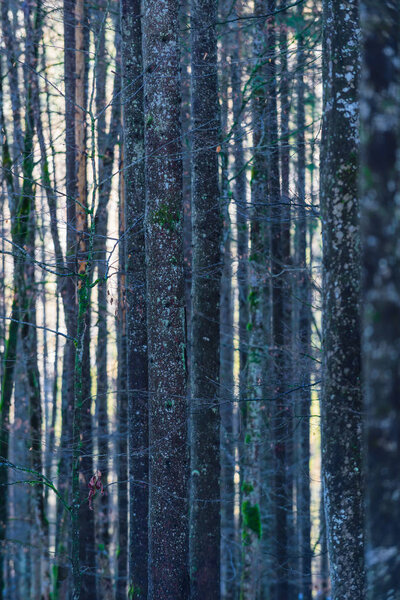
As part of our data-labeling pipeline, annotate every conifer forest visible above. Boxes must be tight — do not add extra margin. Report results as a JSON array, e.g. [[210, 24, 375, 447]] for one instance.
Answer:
[[1, 0, 400, 598]]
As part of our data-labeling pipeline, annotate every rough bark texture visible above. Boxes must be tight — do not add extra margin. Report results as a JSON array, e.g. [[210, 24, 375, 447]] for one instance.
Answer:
[[121, 0, 148, 595], [278, 2, 294, 593], [320, 1, 365, 598], [143, 0, 189, 596], [360, 3, 400, 598], [266, 3, 289, 598], [93, 2, 112, 595], [189, 0, 221, 596], [116, 145, 128, 600], [219, 13, 236, 598], [296, 7, 312, 599]]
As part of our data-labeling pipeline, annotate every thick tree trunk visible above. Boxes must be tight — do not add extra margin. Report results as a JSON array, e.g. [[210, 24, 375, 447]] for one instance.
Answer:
[[320, 1, 365, 598], [120, 0, 148, 595], [189, 0, 221, 597], [360, 2, 400, 598], [143, 0, 189, 595]]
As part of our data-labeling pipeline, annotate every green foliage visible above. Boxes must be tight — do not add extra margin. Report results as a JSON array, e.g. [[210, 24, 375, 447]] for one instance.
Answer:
[[241, 481, 254, 494], [50, 564, 59, 600], [242, 500, 262, 539], [152, 203, 180, 232], [128, 583, 142, 598], [247, 349, 261, 365], [248, 289, 259, 308]]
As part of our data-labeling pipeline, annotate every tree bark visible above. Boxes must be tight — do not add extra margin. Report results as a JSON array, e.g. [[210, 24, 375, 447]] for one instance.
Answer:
[[189, 0, 221, 596], [120, 0, 148, 595], [360, 2, 400, 598], [320, 1, 365, 598], [240, 3, 269, 596], [295, 6, 312, 599], [116, 144, 128, 600], [219, 11, 236, 597], [143, 0, 189, 595]]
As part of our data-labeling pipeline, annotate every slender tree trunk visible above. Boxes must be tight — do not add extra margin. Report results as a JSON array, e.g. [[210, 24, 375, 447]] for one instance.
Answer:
[[55, 344, 74, 600], [249, 5, 275, 598], [120, 0, 148, 595], [320, 1, 365, 598], [240, 146, 265, 600], [189, 0, 221, 596], [278, 2, 295, 594], [266, 3, 289, 598], [0, 3, 41, 589], [93, 3, 112, 596], [74, 0, 96, 594], [219, 14, 236, 598], [1, 0, 23, 198], [116, 144, 128, 600], [232, 7, 249, 418], [295, 7, 312, 597], [143, 0, 189, 593], [57, 5, 79, 592], [360, 2, 400, 598], [319, 492, 329, 598]]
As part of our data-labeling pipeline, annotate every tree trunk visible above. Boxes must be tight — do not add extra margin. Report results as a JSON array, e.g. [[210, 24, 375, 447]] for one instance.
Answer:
[[120, 0, 148, 595], [240, 3, 269, 596], [295, 6, 312, 599], [93, 2, 112, 596], [320, 1, 365, 598], [219, 12, 236, 598], [189, 0, 221, 596], [360, 2, 400, 597], [116, 144, 128, 600], [266, 3, 289, 598], [143, 0, 189, 595], [0, 2, 42, 589]]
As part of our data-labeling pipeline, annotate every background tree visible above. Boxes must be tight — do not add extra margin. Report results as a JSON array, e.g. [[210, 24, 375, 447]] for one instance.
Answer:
[[189, 0, 221, 596], [360, 2, 400, 598]]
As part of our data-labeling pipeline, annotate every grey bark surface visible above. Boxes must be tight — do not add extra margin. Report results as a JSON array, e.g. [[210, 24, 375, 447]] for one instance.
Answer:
[[320, 1, 365, 598], [143, 0, 189, 595], [116, 146, 128, 600], [360, 2, 400, 598], [189, 0, 222, 596], [93, 4, 112, 595], [240, 3, 269, 596], [266, 3, 289, 598], [120, 0, 148, 594]]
